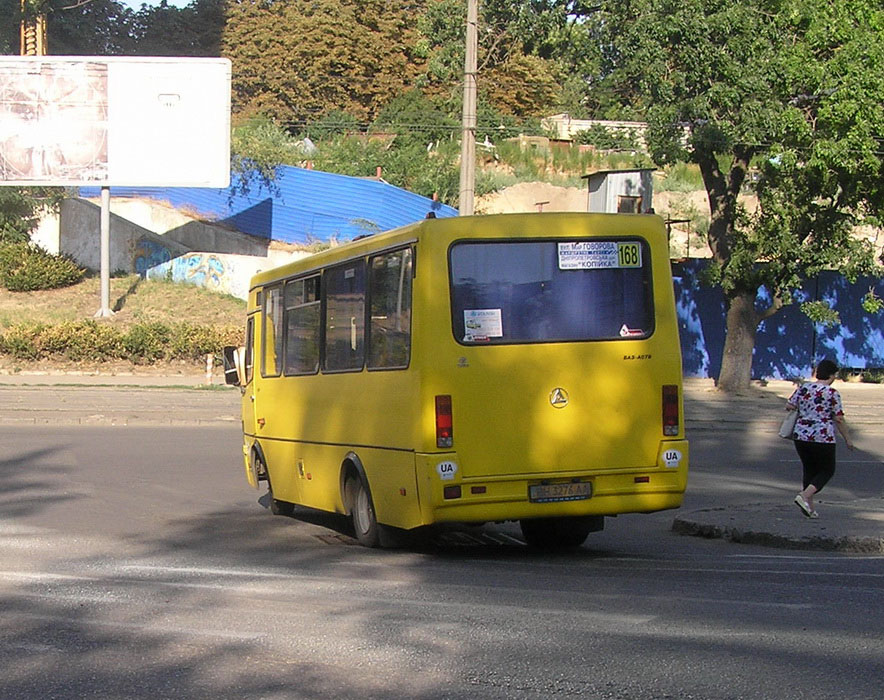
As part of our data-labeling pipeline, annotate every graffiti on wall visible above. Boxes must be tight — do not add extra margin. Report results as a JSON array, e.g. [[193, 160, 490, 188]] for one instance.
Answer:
[[179, 253, 226, 289], [134, 236, 172, 275], [146, 252, 252, 299]]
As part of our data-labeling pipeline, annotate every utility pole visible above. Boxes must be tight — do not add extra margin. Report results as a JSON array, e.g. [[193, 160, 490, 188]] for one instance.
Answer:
[[458, 0, 478, 216], [19, 1, 47, 56]]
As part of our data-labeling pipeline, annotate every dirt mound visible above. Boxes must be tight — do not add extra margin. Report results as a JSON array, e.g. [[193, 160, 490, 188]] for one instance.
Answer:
[[476, 182, 586, 214]]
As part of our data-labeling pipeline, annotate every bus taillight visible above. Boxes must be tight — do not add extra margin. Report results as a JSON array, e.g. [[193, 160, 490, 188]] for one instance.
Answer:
[[435, 395, 453, 448], [662, 385, 679, 436]]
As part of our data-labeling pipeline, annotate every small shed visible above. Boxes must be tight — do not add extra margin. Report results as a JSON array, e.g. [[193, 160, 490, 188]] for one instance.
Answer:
[[582, 169, 655, 214]]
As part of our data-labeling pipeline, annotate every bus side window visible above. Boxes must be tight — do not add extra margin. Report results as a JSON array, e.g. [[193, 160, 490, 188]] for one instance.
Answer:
[[368, 248, 413, 369], [262, 284, 284, 377], [244, 315, 254, 384], [284, 276, 320, 375], [323, 262, 366, 372]]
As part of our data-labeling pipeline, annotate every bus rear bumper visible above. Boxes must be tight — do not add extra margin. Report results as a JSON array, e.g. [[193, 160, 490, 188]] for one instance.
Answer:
[[416, 440, 688, 525], [425, 486, 686, 525]]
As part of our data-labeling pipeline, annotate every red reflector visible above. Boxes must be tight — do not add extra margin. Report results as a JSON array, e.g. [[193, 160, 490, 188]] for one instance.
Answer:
[[662, 385, 679, 436], [634, 476, 650, 484], [470, 486, 487, 495], [435, 395, 453, 448], [443, 485, 461, 500]]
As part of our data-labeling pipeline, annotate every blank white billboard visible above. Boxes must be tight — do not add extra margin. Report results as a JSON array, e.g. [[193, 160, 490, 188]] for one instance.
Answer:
[[0, 56, 231, 187]]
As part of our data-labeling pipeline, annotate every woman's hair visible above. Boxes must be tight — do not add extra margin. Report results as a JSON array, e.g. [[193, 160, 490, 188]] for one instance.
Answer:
[[815, 359, 839, 380]]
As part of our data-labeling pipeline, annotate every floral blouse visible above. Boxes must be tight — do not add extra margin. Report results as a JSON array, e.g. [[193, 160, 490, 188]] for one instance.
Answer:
[[787, 382, 844, 443]]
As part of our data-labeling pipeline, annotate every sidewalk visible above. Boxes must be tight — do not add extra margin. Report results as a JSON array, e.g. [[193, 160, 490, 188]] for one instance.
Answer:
[[0, 371, 881, 552], [0, 370, 239, 425], [682, 377, 884, 434], [682, 378, 883, 553]]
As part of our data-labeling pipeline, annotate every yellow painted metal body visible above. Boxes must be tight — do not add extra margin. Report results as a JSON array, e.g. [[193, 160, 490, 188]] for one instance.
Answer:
[[238, 213, 688, 531]]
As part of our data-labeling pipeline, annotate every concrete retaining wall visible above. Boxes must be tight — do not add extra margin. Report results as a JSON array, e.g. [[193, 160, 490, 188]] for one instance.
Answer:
[[145, 250, 309, 300], [38, 198, 276, 275], [58, 198, 191, 274]]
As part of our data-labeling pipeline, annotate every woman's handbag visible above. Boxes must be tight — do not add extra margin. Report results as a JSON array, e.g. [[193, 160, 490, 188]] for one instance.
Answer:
[[778, 410, 798, 439]]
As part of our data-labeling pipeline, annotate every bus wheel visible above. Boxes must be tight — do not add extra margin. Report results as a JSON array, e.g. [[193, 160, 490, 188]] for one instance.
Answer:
[[519, 516, 602, 549], [348, 476, 380, 548]]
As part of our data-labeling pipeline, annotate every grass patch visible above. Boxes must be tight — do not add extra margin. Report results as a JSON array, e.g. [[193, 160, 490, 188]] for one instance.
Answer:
[[657, 163, 705, 192], [0, 275, 246, 369], [0, 275, 245, 330]]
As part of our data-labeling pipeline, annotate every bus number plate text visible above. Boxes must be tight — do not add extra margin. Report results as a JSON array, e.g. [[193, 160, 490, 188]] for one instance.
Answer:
[[529, 482, 593, 503]]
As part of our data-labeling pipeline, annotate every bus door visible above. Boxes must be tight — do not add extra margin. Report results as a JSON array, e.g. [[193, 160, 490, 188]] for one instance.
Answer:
[[241, 314, 260, 488]]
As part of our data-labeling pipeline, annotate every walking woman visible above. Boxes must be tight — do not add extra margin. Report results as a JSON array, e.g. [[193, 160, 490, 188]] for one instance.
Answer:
[[786, 359, 855, 518]]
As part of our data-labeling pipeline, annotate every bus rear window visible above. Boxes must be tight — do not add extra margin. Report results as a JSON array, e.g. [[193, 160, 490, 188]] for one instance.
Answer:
[[449, 239, 653, 344]]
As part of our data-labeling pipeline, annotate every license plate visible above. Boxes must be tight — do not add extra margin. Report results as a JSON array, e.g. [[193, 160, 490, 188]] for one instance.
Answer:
[[529, 481, 593, 503]]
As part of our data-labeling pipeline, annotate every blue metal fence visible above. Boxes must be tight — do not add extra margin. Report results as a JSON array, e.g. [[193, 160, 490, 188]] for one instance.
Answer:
[[672, 260, 884, 379]]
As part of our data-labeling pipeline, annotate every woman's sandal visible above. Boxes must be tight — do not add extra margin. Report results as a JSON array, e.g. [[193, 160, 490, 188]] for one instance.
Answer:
[[794, 494, 814, 517]]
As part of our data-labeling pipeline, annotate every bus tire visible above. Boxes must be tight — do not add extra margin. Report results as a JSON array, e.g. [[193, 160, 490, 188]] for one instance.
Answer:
[[519, 516, 603, 549], [348, 475, 380, 548]]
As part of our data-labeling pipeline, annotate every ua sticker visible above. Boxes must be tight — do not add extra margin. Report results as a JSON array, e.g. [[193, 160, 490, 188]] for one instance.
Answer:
[[436, 461, 458, 481], [663, 449, 682, 468]]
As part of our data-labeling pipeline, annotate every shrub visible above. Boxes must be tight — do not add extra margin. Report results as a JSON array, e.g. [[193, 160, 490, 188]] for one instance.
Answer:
[[658, 163, 705, 193], [0, 323, 44, 360], [0, 320, 244, 364], [169, 323, 243, 360], [123, 322, 172, 363], [36, 321, 124, 361], [0, 243, 85, 291]]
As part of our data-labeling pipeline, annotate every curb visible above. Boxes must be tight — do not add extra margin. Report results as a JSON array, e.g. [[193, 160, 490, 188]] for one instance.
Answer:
[[672, 506, 884, 554], [1, 417, 238, 426]]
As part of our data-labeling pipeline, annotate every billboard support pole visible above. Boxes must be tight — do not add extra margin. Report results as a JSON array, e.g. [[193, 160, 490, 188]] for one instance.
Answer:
[[94, 186, 114, 318]]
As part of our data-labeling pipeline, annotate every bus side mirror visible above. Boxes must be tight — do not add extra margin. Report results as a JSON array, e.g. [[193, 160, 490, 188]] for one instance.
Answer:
[[222, 345, 244, 387]]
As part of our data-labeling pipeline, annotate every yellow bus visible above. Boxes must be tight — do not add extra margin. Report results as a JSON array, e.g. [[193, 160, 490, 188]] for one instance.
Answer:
[[224, 212, 688, 548]]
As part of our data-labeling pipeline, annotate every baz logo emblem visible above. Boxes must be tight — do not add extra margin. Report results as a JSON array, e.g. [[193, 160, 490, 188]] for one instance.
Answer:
[[549, 388, 569, 408]]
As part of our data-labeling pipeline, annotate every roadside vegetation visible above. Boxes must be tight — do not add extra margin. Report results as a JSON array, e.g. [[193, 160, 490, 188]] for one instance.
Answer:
[[0, 276, 244, 369]]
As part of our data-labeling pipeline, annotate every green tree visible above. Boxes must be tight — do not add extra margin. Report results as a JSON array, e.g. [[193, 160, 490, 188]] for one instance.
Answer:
[[128, 0, 226, 57], [229, 116, 306, 196], [373, 90, 459, 148], [598, 0, 884, 392], [0, 0, 224, 56], [222, 0, 426, 124], [47, 0, 135, 55], [0, 188, 63, 244], [416, 0, 589, 116]]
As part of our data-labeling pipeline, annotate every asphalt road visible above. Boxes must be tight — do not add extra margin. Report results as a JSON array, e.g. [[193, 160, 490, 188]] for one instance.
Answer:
[[1, 424, 882, 699]]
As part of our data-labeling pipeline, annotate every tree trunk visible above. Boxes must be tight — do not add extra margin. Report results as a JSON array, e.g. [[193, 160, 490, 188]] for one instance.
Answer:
[[717, 291, 759, 394]]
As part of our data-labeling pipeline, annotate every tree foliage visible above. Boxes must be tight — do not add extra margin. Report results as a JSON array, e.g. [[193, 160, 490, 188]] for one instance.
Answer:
[[0, 0, 224, 56], [0, 188, 63, 244], [597, 0, 884, 391], [221, 0, 426, 124], [416, 0, 591, 116]]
